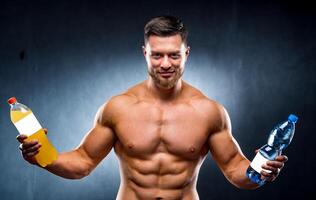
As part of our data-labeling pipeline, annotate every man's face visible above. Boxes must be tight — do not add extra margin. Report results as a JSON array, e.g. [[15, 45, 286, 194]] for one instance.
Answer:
[[143, 34, 190, 89]]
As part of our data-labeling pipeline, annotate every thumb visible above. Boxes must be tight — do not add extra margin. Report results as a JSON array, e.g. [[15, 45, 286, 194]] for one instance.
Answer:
[[16, 134, 28, 143]]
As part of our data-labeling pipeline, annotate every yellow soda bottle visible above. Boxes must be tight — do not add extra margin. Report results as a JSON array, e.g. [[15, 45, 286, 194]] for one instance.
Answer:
[[7, 97, 58, 167]]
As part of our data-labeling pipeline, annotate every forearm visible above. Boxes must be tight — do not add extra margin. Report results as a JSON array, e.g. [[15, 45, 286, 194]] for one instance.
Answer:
[[42, 149, 93, 179], [228, 159, 261, 190]]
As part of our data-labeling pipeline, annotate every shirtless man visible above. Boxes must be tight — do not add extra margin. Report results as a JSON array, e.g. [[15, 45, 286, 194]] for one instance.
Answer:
[[17, 16, 288, 200]]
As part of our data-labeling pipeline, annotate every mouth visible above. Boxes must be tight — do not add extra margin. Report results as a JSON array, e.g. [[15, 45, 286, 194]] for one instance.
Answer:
[[159, 71, 175, 78]]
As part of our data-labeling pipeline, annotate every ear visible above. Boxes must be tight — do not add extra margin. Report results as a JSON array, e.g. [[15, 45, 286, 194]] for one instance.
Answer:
[[185, 46, 190, 60], [142, 45, 147, 57], [185, 46, 190, 56]]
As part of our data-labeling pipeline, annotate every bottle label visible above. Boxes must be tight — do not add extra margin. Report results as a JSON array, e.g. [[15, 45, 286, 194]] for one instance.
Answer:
[[250, 152, 272, 173], [14, 113, 42, 136]]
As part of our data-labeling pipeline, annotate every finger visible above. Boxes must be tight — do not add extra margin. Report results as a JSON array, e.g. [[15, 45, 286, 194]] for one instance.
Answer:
[[261, 173, 275, 182], [260, 168, 278, 183], [267, 160, 284, 169], [43, 128, 48, 134], [260, 171, 275, 183], [260, 170, 273, 178], [275, 155, 288, 162], [262, 164, 280, 175], [22, 140, 39, 149], [24, 150, 39, 158], [21, 151, 38, 165], [16, 134, 28, 143], [22, 143, 42, 154]]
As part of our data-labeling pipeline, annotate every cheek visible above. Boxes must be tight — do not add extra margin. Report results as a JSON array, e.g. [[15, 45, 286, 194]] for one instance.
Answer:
[[148, 59, 161, 68], [172, 60, 184, 68], [172, 56, 185, 65], [147, 61, 157, 73]]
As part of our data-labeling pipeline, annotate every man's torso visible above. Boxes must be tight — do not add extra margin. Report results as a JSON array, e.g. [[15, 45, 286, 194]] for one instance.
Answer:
[[105, 81, 219, 200]]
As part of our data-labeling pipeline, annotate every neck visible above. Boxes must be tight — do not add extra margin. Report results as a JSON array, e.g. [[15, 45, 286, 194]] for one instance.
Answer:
[[146, 77, 183, 101]]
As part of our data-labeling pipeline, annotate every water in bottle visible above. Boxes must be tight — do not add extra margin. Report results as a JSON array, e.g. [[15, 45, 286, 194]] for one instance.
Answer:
[[8, 97, 58, 167], [246, 114, 298, 185]]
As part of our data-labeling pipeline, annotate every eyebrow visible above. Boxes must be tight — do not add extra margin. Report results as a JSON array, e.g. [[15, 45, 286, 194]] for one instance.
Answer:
[[150, 50, 181, 54]]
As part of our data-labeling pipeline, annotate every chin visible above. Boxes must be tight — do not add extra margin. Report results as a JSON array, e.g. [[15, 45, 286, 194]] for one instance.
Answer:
[[149, 70, 182, 90], [158, 84, 175, 90], [157, 79, 178, 89]]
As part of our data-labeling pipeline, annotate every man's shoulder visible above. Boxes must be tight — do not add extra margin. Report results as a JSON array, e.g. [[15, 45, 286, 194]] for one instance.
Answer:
[[184, 82, 228, 122], [106, 93, 138, 111], [188, 96, 230, 135], [96, 91, 138, 126], [189, 95, 225, 117], [104, 82, 145, 111]]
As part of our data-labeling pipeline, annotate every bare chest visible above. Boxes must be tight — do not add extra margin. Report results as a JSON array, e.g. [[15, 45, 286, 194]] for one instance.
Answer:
[[113, 101, 210, 160]]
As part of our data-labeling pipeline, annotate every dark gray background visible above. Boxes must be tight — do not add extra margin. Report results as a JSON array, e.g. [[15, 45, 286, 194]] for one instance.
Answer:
[[0, 0, 315, 199]]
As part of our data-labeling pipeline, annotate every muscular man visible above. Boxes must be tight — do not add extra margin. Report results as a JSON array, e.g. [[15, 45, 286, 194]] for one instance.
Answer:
[[17, 16, 288, 200]]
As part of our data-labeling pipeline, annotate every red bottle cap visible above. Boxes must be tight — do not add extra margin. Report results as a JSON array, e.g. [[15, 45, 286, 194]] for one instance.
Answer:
[[7, 97, 17, 105]]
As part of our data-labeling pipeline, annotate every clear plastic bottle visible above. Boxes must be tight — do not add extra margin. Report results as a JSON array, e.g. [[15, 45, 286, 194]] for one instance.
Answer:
[[246, 114, 298, 185], [8, 97, 58, 167]]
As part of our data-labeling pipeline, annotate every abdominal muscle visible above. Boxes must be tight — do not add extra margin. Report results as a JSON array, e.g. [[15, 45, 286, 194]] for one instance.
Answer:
[[114, 143, 203, 200]]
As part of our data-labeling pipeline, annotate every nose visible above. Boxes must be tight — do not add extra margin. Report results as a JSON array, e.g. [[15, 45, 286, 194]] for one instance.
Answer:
[[160, 55, 171, 69]]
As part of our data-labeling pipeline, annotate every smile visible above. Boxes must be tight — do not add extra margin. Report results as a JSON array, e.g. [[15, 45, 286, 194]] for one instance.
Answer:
[[159, 72, 175, 78]]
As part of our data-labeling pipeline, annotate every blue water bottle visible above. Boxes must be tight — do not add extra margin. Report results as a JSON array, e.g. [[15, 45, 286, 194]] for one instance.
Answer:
[[246, 114, 298, 186]]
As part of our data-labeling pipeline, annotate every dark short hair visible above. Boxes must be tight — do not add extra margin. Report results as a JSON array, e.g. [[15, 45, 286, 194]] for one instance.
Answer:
[[144, 15, 188, 46]]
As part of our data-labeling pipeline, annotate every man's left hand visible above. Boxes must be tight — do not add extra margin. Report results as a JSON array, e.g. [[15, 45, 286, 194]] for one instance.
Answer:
[[261, 155, 288, 182]]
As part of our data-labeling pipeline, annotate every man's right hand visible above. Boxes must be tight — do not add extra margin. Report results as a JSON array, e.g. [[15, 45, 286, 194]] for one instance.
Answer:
[[16, 129, 47, 165]]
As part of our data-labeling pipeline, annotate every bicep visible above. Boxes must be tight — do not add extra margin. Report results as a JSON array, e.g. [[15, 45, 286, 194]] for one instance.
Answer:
[[208, 105, 246, 175], [76, 103, 116, 167], [208, 129, 245, 172]]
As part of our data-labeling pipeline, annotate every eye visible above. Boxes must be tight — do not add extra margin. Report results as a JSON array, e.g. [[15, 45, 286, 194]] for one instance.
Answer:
[[151, 53, 161, 59], [170, 53, 181, 59]]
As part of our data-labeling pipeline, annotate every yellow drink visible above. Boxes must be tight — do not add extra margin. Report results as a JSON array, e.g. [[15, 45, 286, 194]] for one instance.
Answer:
[[25, 129, 58, 167], [10, 109, 58, 167]]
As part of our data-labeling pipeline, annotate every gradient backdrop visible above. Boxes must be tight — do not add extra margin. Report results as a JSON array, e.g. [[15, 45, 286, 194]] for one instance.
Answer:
[[0, 0, 315, 199]]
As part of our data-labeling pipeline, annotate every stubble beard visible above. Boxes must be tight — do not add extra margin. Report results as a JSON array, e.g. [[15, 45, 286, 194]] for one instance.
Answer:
[[148, 67, 184, 90]]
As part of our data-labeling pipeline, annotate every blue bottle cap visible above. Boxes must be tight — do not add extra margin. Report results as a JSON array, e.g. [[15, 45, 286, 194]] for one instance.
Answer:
[[288, 114, 298, 123]]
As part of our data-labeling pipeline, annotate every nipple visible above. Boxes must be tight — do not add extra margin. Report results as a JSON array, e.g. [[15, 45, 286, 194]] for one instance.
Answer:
[[189, 146, 196, 153], [127, 143, 134, 149]]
